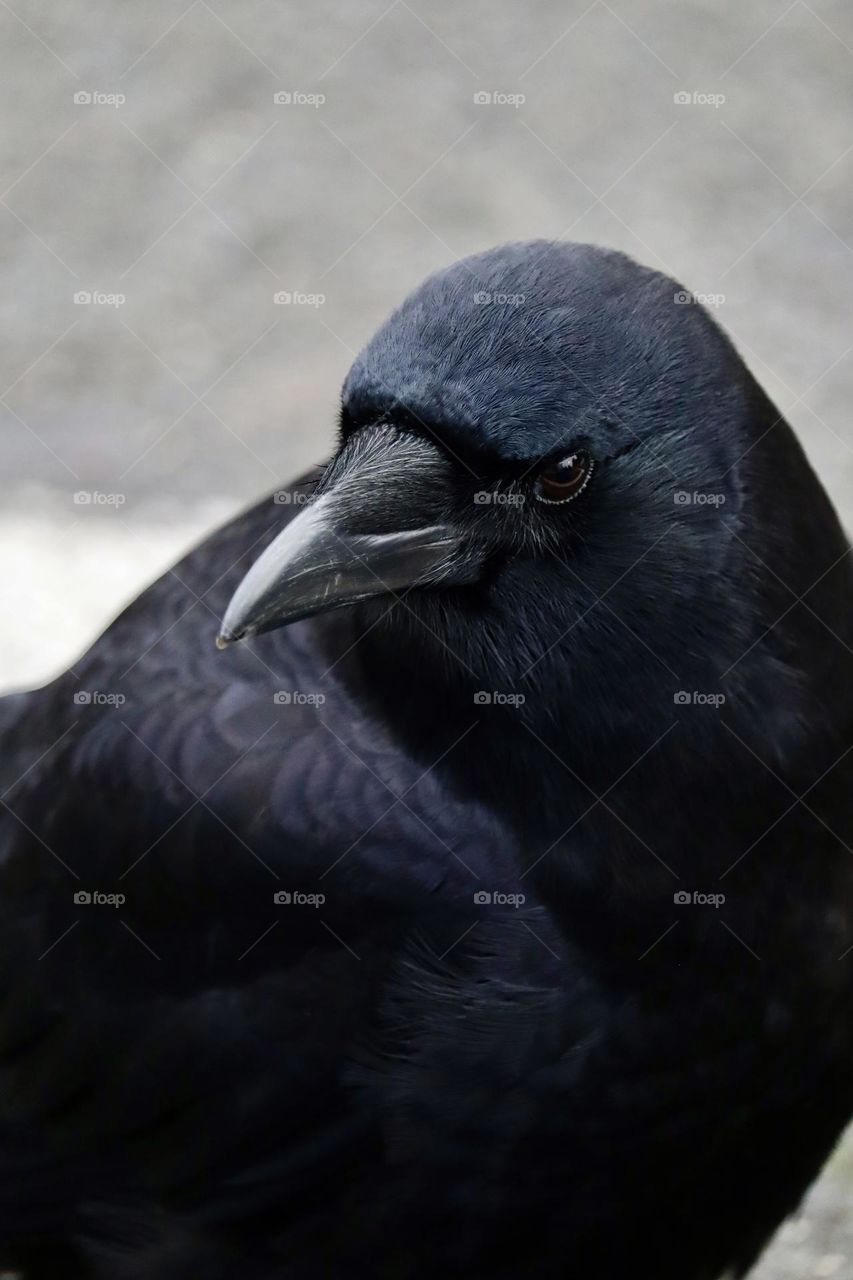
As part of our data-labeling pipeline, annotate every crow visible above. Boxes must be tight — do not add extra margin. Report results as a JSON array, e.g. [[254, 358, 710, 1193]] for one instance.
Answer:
[[1, 240, 852, 1280]]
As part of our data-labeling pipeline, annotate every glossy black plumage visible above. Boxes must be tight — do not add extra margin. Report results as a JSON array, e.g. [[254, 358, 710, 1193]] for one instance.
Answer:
[[2, 241, 853, 1279]]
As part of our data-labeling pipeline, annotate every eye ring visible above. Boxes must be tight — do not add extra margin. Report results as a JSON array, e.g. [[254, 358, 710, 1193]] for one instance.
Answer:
[[534, 451, 595, 505]]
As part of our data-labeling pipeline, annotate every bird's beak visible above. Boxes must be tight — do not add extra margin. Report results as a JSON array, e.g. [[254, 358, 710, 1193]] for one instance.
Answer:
[[216, 429, 481, 646]]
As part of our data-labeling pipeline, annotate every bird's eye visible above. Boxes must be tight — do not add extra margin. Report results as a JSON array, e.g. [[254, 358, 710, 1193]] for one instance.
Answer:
[[534, 452, 595, 505]]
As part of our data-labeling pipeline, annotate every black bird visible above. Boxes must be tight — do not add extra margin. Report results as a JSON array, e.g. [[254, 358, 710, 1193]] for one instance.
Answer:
[[1, 240, 852, 1280]]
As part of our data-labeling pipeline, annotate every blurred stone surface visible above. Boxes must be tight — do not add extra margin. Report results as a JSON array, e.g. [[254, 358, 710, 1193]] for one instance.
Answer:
[[1, 2, 852, 1274]]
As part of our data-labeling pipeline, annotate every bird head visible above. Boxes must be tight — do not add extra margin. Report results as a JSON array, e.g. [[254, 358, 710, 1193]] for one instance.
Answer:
[[218, 241, 849, 781]]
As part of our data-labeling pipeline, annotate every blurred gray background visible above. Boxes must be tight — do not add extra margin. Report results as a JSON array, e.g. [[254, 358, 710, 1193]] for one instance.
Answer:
[[1, 1, 852, 1274]]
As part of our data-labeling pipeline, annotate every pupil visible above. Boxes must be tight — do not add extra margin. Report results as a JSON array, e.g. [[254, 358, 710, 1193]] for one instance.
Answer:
[[535, 451, 591, 503], [551, 461, 579, 483]]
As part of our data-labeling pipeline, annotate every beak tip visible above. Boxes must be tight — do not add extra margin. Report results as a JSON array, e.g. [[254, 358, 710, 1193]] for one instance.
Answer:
[[216, 621, 259, 650]]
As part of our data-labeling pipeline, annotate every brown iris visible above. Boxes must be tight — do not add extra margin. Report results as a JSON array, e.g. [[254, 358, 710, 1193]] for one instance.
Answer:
[[535, 452, 594, 505]]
